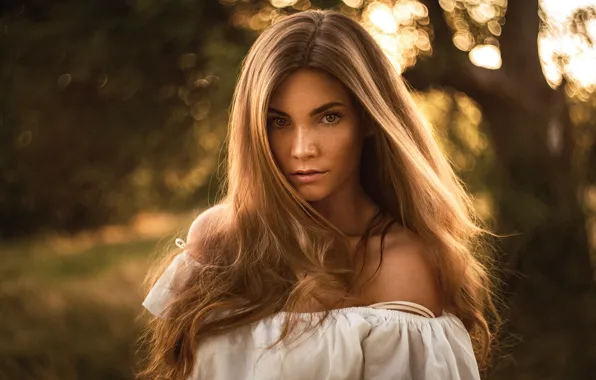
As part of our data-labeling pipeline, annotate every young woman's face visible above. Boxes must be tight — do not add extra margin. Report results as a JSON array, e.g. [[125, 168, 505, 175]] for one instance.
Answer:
[[267, 69, 366, 203]]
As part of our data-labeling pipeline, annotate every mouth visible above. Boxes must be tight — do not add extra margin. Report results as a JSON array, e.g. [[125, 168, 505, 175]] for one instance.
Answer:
[[290, 170, 328, 184], [292, 169, 324, 175]]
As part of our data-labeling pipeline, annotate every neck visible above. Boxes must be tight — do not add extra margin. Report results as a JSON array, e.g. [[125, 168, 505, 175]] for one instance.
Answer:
[[309, 180, 378, 237]]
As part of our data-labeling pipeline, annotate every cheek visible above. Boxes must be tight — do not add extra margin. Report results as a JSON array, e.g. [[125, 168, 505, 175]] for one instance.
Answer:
[[268, 133, 289, 168], [327, 128, 363, 169]]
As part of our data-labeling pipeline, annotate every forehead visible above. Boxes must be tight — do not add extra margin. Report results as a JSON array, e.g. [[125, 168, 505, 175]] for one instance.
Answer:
[[268, 69, 353, 110]]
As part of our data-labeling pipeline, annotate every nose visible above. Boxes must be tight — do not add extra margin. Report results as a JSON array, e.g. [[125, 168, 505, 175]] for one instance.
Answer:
[[291, 126, 317, 161]]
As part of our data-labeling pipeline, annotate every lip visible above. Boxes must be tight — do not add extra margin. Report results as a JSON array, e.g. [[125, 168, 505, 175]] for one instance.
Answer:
[[290, 171, 328, 184]]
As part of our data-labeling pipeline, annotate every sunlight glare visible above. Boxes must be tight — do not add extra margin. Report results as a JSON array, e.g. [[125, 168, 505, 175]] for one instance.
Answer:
[[453, 31, 475, 51], [469, 45, 502, 70], [541, 0, 596, 91], [362, 1, 430, 73], [270, 0, 298, 8], [342, 0, 364, 8], [369, 2, 398, 34], [567, 51, 596, 86], [469, 4, 497, 24], [541, 0, 596, 22], [538, 35, 564, 87], [356, 0, 596, 91]]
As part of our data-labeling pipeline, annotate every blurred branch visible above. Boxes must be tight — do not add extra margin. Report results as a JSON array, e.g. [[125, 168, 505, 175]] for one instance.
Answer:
[[499, 0, 550, 101], [404, 0, 547, 116]]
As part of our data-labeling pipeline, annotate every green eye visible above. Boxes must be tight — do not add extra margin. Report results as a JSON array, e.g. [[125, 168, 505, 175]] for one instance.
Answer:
[[321, 111, 344, 125], [268, 117, 289, 128], [324, 114, 339, 123]]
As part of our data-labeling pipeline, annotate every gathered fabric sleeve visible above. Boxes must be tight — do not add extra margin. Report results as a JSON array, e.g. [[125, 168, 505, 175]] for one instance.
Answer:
[[142, 239, 201, 318], [190, 308, 481, 380], [359, 311, 480, 380]]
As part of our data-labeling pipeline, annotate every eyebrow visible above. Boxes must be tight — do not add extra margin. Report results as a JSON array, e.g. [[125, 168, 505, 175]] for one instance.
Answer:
[[267, 101, 345, 118]]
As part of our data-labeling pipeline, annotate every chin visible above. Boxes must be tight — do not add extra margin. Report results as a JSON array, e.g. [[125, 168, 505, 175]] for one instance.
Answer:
[[295, 187, 331, 203]]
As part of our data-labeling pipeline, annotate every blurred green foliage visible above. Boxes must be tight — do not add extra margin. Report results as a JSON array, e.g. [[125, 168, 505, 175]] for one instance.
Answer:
[[0, 0, 250, 238]]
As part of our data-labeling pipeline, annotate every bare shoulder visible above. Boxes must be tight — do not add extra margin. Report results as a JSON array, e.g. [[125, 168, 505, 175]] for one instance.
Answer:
[[186, 203, 229, 257], [363, 223, 444, 316]]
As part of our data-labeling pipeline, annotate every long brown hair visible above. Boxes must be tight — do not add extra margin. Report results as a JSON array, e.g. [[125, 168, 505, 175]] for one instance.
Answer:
[[139, 9, 502, 379]]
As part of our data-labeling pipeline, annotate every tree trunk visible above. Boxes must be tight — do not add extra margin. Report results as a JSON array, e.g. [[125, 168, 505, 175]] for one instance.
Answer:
[[405, 1, 596, 378], [480, 88, 596, 378]]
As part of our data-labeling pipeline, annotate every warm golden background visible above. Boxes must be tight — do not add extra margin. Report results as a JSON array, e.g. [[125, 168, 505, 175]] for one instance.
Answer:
[[1, 0, 595, 379]]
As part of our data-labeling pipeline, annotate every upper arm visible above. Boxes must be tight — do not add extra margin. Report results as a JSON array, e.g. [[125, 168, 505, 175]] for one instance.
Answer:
[[366, 229, 444, 317], [185, 204, 228, 260]]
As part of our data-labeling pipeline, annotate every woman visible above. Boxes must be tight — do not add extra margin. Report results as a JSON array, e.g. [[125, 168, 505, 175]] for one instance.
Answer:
[[140, 9, 500, 380]]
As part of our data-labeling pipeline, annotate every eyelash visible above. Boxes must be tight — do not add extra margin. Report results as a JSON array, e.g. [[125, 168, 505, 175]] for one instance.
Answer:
[[267, 110, 345, 129]]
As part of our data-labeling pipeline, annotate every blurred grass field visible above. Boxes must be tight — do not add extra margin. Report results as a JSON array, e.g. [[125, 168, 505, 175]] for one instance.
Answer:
[[0, 212, 196, 380]]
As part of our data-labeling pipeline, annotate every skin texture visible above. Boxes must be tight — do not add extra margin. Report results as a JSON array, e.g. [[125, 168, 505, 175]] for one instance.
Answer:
[[267, 68, 377, 236]]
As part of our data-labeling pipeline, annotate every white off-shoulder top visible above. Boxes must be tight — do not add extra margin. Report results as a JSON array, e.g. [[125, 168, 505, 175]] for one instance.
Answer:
[[142, 246, 481, 380]]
